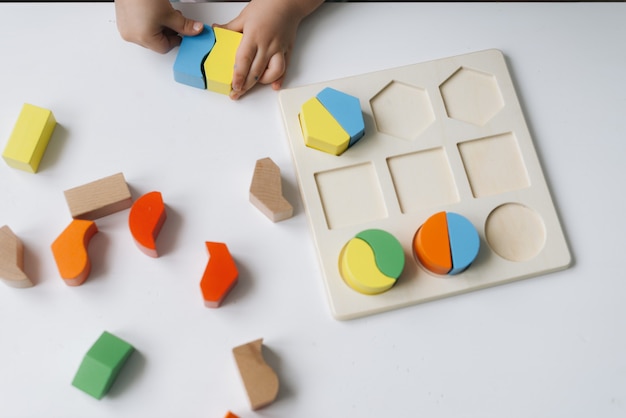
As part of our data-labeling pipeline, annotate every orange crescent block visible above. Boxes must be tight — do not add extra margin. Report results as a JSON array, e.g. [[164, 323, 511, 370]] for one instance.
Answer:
[[200, 242, 238, 308], [232, 338, 280, 410], [51, 219, 99, 286], [413, 211, 452, 275], [0, 225, 33, 288], [128, 191, 167, 258]]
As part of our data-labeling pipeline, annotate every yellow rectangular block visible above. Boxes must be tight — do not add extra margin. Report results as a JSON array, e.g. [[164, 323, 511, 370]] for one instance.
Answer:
[[203, 27, 243, 95], [2, 103, 56, 173]]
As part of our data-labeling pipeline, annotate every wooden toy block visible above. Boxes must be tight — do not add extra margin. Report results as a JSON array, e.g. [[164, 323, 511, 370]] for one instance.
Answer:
[[51, 219, 98, 286], [299, 97, 349, 156], [0, 225, 33, 288], [232, 338, 279, 411], [224, 412, 239, 418], [173, 24, 216, 89], [128, 191, 166, 258], [64, 172, 132, 220], [2, 103, 56, 173], [71, 331, 135, 400], [413, 212, 480, 276], [279, 49, 572, 320], [200, 242, 238, 308], [339, 229, 404, 295], [413, 211, 452, 275], [203, 27, 243, 95], [249, 157, 293, 222], [446, 212, 480, 274], [316, 87, 365, 146]]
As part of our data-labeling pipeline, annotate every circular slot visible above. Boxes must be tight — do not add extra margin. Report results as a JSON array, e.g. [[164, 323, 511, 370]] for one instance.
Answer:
[[485, 203, 546, 262]]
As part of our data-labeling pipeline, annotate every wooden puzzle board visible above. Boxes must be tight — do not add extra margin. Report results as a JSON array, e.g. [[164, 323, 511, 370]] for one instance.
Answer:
[[279, 49, 571, 320]]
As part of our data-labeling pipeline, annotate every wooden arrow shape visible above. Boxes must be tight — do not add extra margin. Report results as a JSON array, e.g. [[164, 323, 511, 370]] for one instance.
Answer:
[[199, 242, 238, 308], [249, 157, 293, 222]]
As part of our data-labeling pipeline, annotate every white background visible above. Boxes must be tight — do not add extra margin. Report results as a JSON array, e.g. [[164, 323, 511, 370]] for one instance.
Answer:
[[0, 2, 625, 417]]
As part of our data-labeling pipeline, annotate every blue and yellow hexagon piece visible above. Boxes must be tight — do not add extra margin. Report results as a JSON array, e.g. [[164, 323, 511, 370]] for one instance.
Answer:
[[299, 87, 365, 156]]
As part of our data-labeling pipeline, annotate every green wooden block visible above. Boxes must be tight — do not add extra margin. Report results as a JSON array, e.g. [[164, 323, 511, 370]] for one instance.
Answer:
[[72, 331, 135, 399]]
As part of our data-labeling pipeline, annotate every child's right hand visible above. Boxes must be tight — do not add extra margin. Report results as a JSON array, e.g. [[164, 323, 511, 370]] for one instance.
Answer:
[[115, 0, 204, 54]]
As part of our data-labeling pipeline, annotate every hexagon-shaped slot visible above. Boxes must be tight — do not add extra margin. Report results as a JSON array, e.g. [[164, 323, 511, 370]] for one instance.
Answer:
[[440, 67, 504, 126], [370, 81, 434, 140]]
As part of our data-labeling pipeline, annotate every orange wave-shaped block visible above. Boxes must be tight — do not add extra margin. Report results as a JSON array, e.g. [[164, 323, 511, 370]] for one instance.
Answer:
[[200, 242, 238, 308], [128, 191, 167, 258], [51, 219, 98, 286]]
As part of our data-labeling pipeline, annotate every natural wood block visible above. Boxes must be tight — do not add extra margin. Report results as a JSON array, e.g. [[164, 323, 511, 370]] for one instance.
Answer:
[[2, 103, 56, 173], [128, 191, 166, 258], [249, 157, 293, 222], [232, 339, 279, 410], [64, 172, 132, 220], [0, 225, 33, 288]]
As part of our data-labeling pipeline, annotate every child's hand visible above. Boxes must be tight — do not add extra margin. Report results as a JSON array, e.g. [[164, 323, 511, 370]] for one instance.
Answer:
[[217, 0, 321, 100], [115, 0, 204, 54]]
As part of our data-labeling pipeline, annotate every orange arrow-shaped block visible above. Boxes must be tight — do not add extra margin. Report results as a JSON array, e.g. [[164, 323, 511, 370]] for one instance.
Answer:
[[200, 242, 238, 308], [51, 219, 98, 286]]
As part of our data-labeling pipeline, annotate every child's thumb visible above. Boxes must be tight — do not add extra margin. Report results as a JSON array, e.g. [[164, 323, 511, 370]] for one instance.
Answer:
[[168, 12, 204, 37]]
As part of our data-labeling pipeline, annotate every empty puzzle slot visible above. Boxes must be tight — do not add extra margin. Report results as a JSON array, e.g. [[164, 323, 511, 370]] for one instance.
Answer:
[[440, 67, 504, 126], [387, 148, 459, 213], [458, 132, 530, 198], [315, 163, 387, 229], [370, 80, 435, 140], [485, 203, 546, 262]]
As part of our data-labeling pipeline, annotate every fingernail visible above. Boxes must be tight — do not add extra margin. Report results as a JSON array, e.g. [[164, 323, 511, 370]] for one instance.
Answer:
[[193, 22, 203, 32]]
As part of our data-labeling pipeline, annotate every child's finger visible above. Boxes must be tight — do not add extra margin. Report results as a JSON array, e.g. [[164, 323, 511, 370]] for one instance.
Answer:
[[231, 39, 257, 93], [258, 52, 286, 85], [164, 10, 203, 37]]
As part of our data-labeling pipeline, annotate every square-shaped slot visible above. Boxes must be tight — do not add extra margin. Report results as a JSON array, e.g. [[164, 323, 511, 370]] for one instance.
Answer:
[[315, 163, 387, 229], [458, 132, 530, 198], [387, 148, 459, 213]]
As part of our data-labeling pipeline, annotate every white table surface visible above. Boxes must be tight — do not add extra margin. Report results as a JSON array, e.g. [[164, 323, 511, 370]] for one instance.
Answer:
[[1, 2, 625, 417]]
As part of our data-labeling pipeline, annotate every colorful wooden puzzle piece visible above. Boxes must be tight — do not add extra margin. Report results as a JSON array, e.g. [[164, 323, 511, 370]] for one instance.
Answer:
[[316, 87, 365, 146], [339, 229, 404, 295], [249, 157, 293, 222], [232, 338, 279, 411], [0, 225, 33, 288], [299, 88, 364, 156], [71, 331, 135, 400], [200, 242, 238, 308], [128, 191, 166, 258], [203, 27, 243, 95], [51, 219, 98, 286], [64, 172, 132, 220], [224, 412, 239, 418], [173, 25, 216, 89], [2, 103, 56, 173], [413, 211, 479, 275]]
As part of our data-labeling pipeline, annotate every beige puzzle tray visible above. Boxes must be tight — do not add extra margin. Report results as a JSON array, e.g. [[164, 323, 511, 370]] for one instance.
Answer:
[[278, 49, 571, 320]]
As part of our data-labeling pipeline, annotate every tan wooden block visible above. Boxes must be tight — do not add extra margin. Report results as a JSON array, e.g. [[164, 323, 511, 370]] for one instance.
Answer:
[[0, 225, 33, 288], [249, 158, 293, 222], [232, 338, 279, 410], [64, 172, 132, 220]]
